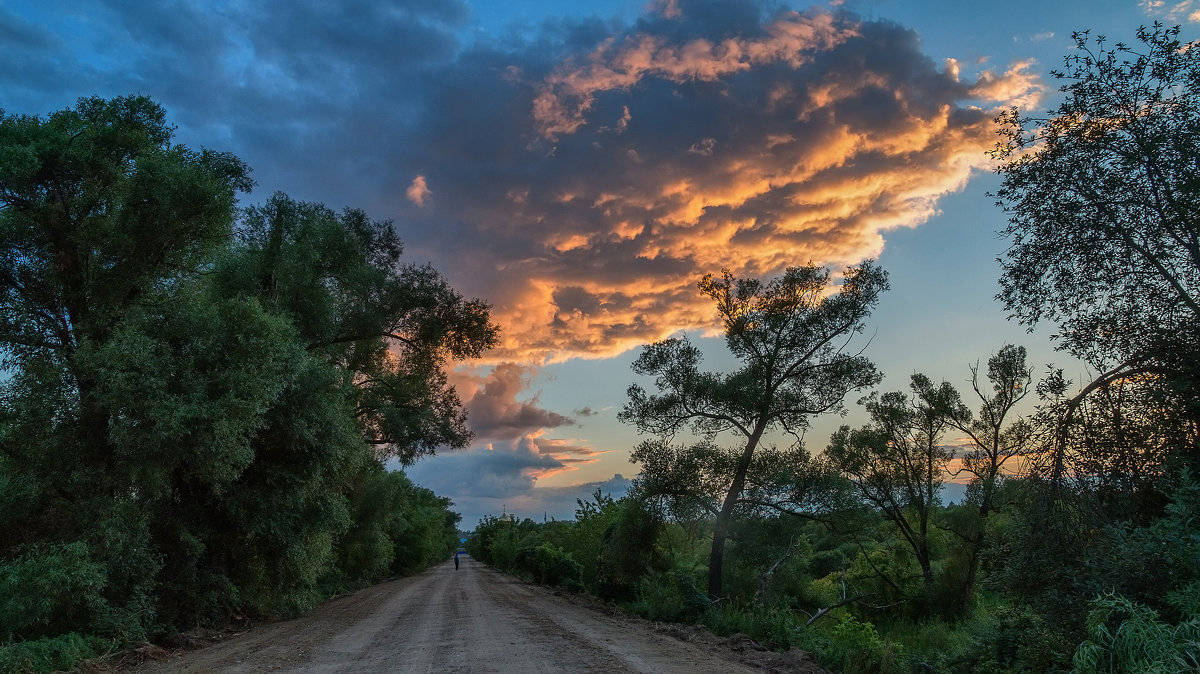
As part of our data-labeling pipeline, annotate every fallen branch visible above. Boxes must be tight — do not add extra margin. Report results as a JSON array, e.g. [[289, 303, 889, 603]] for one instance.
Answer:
[[756, 537, 797, 604]]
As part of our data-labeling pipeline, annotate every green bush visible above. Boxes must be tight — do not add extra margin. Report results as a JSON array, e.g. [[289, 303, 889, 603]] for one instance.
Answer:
[[0, 633, 112, 674], [0, 542, 106, 642], [86, 503, 162, 642], [821, 613, 903, 674], [630, 570, 710, 622], [526, 542, 583, 588], [1073, 583, 1200, 673], [919, 600, 1072, 673], [702, 602, 801, 651]]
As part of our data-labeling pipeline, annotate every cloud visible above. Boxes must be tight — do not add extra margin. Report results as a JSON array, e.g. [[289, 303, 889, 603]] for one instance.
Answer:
[[432, 363, 605, 490], [530, 8, 854, 139], [405, 462, 633, 528], [1, 0, 471, 211], [401, 429, 625, 527], [968, 59, 1042, 110], [390, 2, 1044, 363], [1142, 0, 1200, 22], [4, 0, 1045, 368], [406, 175, 432, 206], [454, 362, 576, 440]]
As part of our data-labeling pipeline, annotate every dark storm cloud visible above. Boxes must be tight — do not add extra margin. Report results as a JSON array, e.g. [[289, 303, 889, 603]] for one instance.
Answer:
[[2, 0, 469, 208]]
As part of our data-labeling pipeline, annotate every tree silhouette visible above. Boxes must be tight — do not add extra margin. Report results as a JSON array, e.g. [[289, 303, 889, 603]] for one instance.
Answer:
[[620, 263, 887, 598]]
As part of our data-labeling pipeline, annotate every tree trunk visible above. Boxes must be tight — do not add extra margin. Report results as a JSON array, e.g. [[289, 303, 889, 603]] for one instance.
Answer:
[[959, 530, 982, 608], [707, 422, 766, 599], [707, 511, 730, 600]]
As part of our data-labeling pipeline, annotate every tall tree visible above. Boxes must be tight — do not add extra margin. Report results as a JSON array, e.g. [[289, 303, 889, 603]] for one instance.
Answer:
[[992, 24, 1200, 472], [219, 192, 500, 462], [0, 97, 493, 640], [620, 263, 888, 598], [0, 95, 253, 485], [825, 374, 959, 610], [939, 345, 1034, 605]]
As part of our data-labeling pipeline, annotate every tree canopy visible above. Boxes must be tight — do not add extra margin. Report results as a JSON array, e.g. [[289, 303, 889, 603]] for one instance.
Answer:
[[993, 25, 1200, 449], [0, 96, 490, 660], [621, 262, 888, 598]]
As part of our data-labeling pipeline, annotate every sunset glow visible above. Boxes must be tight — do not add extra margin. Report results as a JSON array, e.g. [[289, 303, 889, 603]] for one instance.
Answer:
[[6, 0, 1181, 526]]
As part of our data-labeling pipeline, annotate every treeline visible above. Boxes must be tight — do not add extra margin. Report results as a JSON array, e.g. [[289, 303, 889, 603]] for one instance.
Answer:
[[0, 96, 496, 671], [468, 379, 1199, 672], [468, 27, 1200, 674]]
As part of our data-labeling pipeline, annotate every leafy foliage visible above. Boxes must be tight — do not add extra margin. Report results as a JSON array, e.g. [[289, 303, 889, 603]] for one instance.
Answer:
[[994, 25, 1200, 483], [994, 25, 1200, 369], [1073, 585, 1200, 673], [621, 263, 887, 598], [0, 96, 488, 664]]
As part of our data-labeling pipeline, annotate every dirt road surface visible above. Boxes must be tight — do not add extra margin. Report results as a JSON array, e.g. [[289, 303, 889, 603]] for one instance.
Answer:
[[124, 555, 824, 673]]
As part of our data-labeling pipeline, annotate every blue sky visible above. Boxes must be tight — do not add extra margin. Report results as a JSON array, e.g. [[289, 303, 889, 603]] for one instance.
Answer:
[[3, 0, 1184, 527]]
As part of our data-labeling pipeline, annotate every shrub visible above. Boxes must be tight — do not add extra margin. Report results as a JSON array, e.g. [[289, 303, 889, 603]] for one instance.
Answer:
[[0, 633, 112, 674], [821, 613, 902, 674], [0, 542, 106, 642], [1073, 584, 1200, 673], [631, 571, 710, 623], [702, 602, 801, 651], [527, 542, 583, 588]]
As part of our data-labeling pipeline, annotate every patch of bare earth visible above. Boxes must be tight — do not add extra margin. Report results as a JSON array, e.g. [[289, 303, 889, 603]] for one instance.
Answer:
[[90, 557, 826, 673]]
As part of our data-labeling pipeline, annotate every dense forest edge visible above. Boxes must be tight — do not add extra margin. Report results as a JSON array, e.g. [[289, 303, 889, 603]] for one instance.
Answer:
[[466, 26, 1200, 674], [0, 93, 498, 672], [2, 23, 1200, 674]]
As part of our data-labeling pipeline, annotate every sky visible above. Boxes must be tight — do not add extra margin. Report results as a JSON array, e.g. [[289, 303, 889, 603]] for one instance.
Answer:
[[3, 0, 1191, 527]]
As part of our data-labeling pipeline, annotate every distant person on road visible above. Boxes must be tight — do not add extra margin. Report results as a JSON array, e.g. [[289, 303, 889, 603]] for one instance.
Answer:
[[454, 551, 459, 570]]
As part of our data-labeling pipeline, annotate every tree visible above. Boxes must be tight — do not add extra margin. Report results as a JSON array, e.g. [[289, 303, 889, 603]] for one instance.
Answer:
[[947, 345, 1034, 516], [992, 24, 1200, 471], [0, 96, 312, 634], [940, 345, 1034, 602], [0, 95, 253, 487], [0, 96, 489, 642], [219, 192, 500, 462], [620, 263, 888, 598], [825, 374, 960, 611]]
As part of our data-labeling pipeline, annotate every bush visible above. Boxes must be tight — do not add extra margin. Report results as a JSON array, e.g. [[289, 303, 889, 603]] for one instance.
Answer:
[[924, 600, 1072, 673], [87, 503, 162, 642], [0, 542, 106, 642], [0, 633, 112, 674], [630, 570, 710, 623], [525, 542, 583, 588], [1073, 583, 1200, 673], [813, 613, 902, 674], [703, 602, 801, 651]]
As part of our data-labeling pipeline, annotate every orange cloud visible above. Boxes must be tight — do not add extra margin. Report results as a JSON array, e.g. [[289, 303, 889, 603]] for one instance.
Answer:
[[533, 10, 855, 139], [405, 174, 432, 206], [397, 6, 1045, 366]]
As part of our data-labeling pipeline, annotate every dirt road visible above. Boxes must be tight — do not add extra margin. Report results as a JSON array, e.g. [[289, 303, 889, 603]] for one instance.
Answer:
[[127, 555, 823, 673]]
